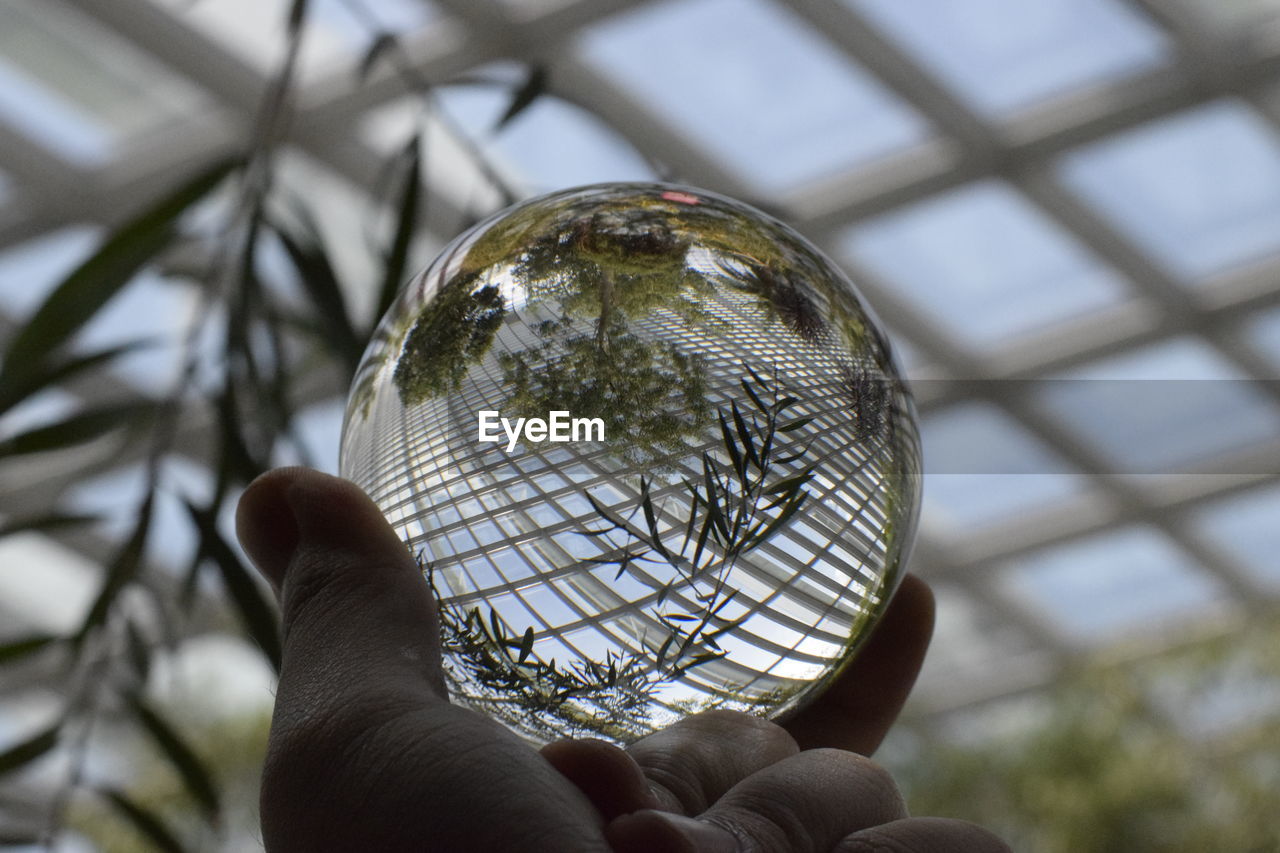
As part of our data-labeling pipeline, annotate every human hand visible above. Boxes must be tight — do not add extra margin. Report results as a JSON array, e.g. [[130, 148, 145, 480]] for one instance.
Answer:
[[237, 467, 1008, 852]]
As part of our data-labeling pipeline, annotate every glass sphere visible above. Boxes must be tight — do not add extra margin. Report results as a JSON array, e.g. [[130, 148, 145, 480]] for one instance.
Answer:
[[339, 183, 920, 744]]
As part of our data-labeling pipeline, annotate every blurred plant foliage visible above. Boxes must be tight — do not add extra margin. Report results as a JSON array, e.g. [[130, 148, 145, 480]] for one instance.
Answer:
[[885, 614, 1280, 853]]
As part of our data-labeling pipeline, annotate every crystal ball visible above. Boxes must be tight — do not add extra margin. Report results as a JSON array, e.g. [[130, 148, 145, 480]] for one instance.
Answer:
[[339, 183, 920, 744]]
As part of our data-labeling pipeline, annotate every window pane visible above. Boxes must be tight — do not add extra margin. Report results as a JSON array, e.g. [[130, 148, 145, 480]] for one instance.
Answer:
[[1059, 100, 1280, 283], [1036, 337, 1280, 473], [577, 0, 931, 194], [999, 526, 1227, 644], [1192, 484, 1280, 591], [843, 180, 1130, 347], [847, 0, 1168, 116]]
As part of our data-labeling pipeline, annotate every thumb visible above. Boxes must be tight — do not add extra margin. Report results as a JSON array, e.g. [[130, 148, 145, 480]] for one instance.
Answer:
[[235, 467, 448, 703]]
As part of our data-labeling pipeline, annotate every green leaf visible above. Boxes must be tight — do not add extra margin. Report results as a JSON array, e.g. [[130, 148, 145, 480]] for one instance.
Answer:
[[1, 159, 235, 380], [639, 480, 671, 560], [0, 633, 60, 666], [717, 411, 746, 480], [0, 723, 59, 777], [0, 401, 155, 458], [730, 401, 760, 470], [517, 627, 535, 665], [494, 65, 548, 132], [77, 493, 154, 643], [0, 339, 155, 416], [130, 696, 220, 823], [358, 31, 396, 82], [376, 135, 422, 323], [764, 468, 815, 496], [98, 787, 187, 853], [777, 416, 815, 433], [184, 501, 281, 672], [744, 493, 808, 551], [740, 376, 767, 413], [270, 218, 363, 372]]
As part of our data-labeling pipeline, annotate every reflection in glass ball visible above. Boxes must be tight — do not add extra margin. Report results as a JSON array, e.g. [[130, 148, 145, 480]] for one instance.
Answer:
[[339, 183, 920, 744]]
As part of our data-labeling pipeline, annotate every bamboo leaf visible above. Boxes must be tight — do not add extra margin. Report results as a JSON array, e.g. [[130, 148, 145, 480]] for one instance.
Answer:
[[130, 697, 221, 824], [764, 468, 815, 496], [639, 480, 671, 560], [730, 401, 760, 470], [584, 491, 627, 531], [517, 626, 535, 665], [270, 219, 363, 372], [98, 787, 187, 853], [744, 493, 808, 551], [0, 401, 155, 458], [718, 411, 745, 479], [494, 65, 548, 132], [0, 723, 59, 777], [77, 492, 154, 643], [376, 135, 422, 323], [777, 416, 815, 433], [740, 376, 766, 413], [0, 339, 155, 416], [0, 634, 60, 666], [184, 502, 281, 672], [1, 159, 235, 380], [655, 634, 675, 669]]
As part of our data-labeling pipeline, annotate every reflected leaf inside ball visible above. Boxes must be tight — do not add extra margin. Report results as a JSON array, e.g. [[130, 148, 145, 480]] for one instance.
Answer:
[[339, 183, 920, 744]]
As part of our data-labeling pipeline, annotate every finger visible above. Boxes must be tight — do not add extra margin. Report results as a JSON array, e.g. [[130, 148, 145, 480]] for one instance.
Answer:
[[607, 749, 907, 853], [623, 709, 799, 815], [781, 573, 934, 755], [834, 817, 1012, 853], [540, 738, 661, 821], [235, 467, 448, 704]]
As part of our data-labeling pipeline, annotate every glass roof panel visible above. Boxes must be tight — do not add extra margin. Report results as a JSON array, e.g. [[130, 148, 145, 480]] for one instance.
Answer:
[[577, 0, 931, 193], [1058, 100, 1280, 283], [842, 179, 1130, 347], [1192, 484, 1280, 591], [920, 402, 1086, 533], [147, 0, 439, 77], [435, 77, 657, 195], [1036, 337, 1280, 473], [0, 0, 211, 165], [999, 525, 1228, 644], [846, 0, 1169, 117]]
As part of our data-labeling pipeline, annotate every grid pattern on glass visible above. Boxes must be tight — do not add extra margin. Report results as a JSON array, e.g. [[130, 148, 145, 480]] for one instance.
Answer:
[[1058, 100, 1280, 284], [846, 0, 1169, 116], [576, 0, 931, 193], [3, 0, 1280, 756], [340, 246, 915, 740], [841, 180, 1131, 348]]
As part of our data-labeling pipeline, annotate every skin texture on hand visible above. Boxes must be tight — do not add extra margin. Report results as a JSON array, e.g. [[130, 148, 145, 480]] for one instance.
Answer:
[[237, 468, 1010, 853]]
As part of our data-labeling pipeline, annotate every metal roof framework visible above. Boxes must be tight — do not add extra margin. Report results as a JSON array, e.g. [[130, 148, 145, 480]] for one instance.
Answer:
[[2, 0, 1279, 743]]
